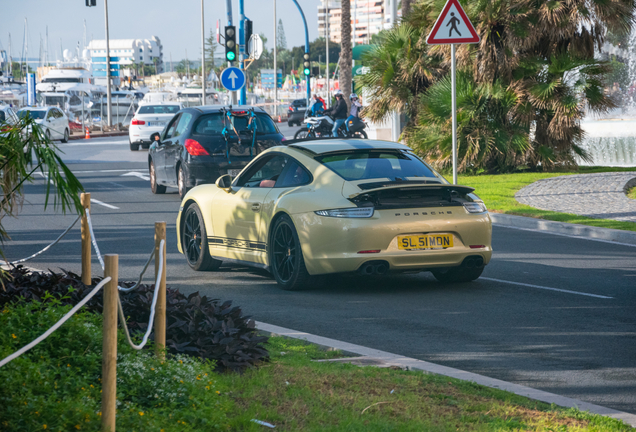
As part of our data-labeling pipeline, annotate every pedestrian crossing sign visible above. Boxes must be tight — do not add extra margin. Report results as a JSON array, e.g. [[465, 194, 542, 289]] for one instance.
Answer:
[[426, 0, 480, 45]]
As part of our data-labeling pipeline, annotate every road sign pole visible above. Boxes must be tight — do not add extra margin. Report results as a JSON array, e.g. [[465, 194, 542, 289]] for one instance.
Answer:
[[451, 44, 457, 185], [239, 0, 246, 105]]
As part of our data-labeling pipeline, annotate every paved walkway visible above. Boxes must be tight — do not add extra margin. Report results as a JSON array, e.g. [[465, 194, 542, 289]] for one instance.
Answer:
[[515, 172, 636, 223]]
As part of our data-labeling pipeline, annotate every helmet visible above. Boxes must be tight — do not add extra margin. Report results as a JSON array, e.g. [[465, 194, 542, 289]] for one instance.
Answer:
[[350, 93, 358, 100], [334, 90, 343, 97]]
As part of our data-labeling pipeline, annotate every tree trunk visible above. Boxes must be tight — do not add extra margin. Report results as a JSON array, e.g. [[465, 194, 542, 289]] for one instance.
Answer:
[[340, 0, 353, 110], [402, 0, 412, 17]]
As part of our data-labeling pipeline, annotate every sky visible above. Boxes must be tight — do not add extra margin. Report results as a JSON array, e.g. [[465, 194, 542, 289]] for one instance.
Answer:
[[1, 0, 321, 63]]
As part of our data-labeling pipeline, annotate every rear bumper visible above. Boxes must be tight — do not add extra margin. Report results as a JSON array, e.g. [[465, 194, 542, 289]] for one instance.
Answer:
[[291, 209, 493, 275], [184, 157, 252, 188], [129, 126, 164, 143]]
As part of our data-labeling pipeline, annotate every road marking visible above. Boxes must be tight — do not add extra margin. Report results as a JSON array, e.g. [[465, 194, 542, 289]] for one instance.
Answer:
[[90, 199, 120, 210], [39, 168, 147, 174], [121, 172, 150, 181], [480, 277, 613, 299]]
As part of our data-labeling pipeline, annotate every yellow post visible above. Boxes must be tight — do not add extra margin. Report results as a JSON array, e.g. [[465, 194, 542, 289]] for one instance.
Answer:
[[81, 192, 91, 285], [154, 222, 167, 359], [102, 254, 118, 432]]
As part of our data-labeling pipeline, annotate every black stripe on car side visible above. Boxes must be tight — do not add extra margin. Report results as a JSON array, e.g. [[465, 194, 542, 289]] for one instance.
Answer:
[[208, 236, 267, 251]]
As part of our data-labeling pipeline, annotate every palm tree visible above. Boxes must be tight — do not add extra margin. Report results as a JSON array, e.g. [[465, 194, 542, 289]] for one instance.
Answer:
[[340, 0, 353, 107], [402, 0, 412, 17]]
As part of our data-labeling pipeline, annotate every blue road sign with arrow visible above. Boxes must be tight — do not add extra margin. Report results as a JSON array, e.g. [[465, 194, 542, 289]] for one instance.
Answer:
[[220, 67, 246, 91]]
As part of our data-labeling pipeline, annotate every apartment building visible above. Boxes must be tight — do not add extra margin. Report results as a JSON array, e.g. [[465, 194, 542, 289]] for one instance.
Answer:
[[318, 0, 397, 45]]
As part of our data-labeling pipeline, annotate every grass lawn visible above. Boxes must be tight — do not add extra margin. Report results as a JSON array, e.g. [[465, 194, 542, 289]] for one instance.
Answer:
[[218, 337, 633, 431], [628, 187, 636, 200], [457, 167, 636, 232]]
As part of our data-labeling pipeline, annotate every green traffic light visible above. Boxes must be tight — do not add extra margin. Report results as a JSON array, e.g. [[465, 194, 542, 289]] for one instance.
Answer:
[[226, 51, 236, 61], [303, 68, 310, 76]]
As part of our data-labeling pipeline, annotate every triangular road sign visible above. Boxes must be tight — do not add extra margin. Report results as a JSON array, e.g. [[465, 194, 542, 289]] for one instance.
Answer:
[[426, 0, 480, 45]]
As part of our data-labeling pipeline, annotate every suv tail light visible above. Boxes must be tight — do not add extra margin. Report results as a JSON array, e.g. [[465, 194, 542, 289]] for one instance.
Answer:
[[131, 118, 145, 125], [289, 106, 294, 111], [185, 138, 209, 156]]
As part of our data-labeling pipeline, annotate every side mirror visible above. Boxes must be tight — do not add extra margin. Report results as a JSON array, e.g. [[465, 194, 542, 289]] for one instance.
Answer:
[[215, 174, 233, 192], [150, 132, 161, 144]]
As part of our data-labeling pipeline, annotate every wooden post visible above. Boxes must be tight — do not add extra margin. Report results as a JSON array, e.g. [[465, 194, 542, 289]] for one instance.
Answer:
[[154, 222, 167, 359], [81, 192, 91, 285], [102, 254, 118, 432]]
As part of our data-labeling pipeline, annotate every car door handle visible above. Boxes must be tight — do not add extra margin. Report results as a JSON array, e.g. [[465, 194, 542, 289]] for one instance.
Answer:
[[251, 203, 261, 212]]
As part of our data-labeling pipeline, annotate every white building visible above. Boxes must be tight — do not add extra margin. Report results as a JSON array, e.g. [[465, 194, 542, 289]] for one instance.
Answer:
[[86, 36, 163, 81], [318, 0, 397, 45]]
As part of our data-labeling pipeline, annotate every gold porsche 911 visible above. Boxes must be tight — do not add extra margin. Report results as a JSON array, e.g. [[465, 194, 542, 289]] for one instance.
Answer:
[[176, 139, 492, 290]]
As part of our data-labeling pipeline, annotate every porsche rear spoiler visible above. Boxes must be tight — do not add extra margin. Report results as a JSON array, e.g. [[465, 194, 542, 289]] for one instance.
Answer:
[[347, 183, 475, 200]]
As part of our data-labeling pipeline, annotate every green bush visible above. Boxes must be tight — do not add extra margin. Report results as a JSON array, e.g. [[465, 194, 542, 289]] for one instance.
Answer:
[[0, 298, 231, 431]]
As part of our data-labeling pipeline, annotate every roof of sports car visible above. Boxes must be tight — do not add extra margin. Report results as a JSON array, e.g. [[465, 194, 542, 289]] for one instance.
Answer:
[[289, 139, 411, 155]]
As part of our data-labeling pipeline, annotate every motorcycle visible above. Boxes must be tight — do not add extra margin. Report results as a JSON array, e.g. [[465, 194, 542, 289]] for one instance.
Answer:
[[294, 111, 368, 140]]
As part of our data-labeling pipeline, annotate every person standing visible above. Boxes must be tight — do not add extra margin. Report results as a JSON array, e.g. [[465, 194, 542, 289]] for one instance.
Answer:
[[346, 93, 362, 131], [323, 90, 347, 136]]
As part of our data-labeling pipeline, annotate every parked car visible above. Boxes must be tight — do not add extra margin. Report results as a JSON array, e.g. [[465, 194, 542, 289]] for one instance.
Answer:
[[17, 106, 70, 143], [0, 105, 19, 136], [148, 106, 285, 199], [287, 99, 307, 126], [129, 102, 184, 151], [176, 139, 492, 290]]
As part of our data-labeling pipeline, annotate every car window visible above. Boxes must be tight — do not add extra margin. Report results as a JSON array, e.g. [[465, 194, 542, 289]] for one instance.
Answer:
[[173, 112, 193, 138], [46, 110, 55, 120], [17, 110, 46, 120], [163, 114, 181, 140], [138, 105, 181, 114], [276, 160, 311, 188], [316, 151, 440, 181], [239, 155, 289, 188], [53, 109, 63, 118], [192, 113, 225, 135]]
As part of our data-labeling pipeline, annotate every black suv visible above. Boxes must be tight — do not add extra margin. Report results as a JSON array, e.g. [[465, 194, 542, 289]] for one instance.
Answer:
[[148, 106, 285, 198], [287, 99, 307, 126]]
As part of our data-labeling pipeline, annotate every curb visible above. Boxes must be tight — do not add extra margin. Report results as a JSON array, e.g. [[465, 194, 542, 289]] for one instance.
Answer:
[[490, 213, 636, 246], [68, 132, 128, 141], [256, 321, 636, 428]]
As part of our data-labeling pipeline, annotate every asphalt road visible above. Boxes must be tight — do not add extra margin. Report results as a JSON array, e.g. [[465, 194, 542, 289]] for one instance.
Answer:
[[4, 133, 636, 414]]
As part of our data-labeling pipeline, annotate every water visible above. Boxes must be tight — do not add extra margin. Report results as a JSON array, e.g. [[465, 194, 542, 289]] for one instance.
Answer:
[[578, 120, 636, 167]]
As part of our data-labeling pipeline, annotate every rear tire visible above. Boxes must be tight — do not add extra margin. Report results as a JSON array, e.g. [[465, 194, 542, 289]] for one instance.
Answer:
[[130, 139, 140, 151], [269, 214, 311, 290], [61, 128, 69, 143], [182, 204, 222, 271], [432, 266, 484, 283], [288, 121, 293, 127], [150, 160, 166, 194], [353, 130, 368, 139], [178, 165, 190, 199]]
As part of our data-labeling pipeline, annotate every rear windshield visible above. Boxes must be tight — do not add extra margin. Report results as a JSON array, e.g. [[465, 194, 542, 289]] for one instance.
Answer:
[[192, 112, 279, 136], [316, 151, 440, 182], [138, 105, 180, 114], [17, 110, 46, 120], [292, 100, 306, 106]]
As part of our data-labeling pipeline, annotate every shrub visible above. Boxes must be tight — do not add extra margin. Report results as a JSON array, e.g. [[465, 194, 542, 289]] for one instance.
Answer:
[[0, 266, 269, 371], [0, 300, 230, 431]]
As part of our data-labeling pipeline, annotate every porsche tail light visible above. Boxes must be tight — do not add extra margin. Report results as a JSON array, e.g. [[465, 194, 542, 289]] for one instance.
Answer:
[[470, 245, 485, 249], [131, 118, 145, 125], [463, 202, 487, 213], [357, 250, 380, 254], [185, 139, 209, 156], [315, 207, 374, 218]]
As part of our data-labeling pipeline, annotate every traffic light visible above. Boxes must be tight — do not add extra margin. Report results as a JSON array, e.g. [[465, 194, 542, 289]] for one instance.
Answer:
[[244, 20, 253, 56], [85, 0, 96, 6], [303, 53, 310, 76], [225, 26, 237, 62]]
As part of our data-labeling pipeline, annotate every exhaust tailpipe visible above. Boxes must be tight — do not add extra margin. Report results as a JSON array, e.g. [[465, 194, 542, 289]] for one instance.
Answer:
[[375, 263, 388, 275]]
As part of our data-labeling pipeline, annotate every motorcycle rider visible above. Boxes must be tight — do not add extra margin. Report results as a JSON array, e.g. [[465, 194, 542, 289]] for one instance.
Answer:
[[346, 93, 362, 132], [310, 94, 325, 116], [323, 90, 348, 137]]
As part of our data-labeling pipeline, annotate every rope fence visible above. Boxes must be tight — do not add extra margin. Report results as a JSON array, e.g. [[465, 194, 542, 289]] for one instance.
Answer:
[[0, 192, 168, 432]]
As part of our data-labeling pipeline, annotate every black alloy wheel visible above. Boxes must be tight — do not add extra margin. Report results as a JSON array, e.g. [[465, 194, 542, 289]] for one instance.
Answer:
[[150, 160, 166, 194], [61, 128, 69, 143], [178, 165, 189, 199], [294, 128, 309, 140], [182, 204, 221, 271], [270, 215, 310, 290]]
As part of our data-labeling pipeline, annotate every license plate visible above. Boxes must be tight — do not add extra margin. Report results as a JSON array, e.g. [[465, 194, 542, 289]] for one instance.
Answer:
[[228, 169, 242, 177], [147, 121, 166, 127], [397, 234, 453, 250]]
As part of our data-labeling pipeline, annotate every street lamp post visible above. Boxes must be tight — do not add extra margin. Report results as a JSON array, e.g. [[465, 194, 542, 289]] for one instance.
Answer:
[[201, 0, 206, 107], [273, 0, 277, 117], [104, 0, 112, 127]]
